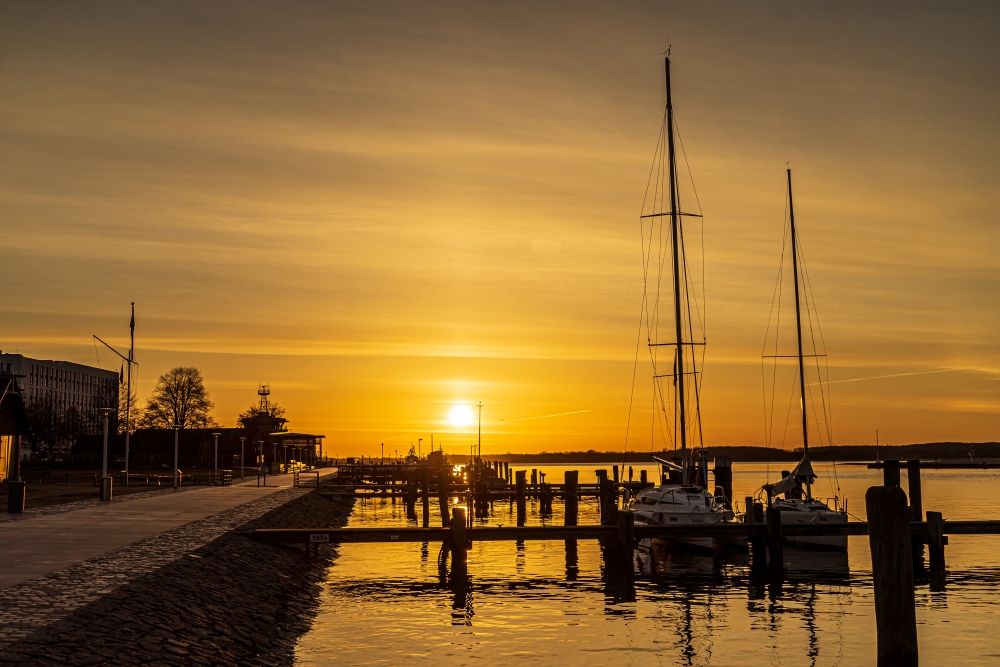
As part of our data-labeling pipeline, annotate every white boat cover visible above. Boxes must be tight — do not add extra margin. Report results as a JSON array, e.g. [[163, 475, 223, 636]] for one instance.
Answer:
[[770, 454, 817, 497]]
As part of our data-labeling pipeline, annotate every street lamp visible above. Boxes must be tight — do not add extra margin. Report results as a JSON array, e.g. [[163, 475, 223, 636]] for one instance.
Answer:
[[418, 438, 423, 461], [98, 408, 114, 501], [172, 421, 181, 490], [239, 437, 246, 480], [212, 432, 221, 485]]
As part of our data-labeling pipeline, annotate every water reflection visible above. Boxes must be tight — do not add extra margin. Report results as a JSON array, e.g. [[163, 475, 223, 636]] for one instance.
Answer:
[[297, 467, 1000, 667]]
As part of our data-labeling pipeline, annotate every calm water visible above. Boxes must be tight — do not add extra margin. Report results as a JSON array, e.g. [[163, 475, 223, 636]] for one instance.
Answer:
[[296, 463, 1000, 666]]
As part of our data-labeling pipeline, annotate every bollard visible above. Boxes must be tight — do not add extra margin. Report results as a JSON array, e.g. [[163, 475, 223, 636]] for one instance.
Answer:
[[867, 485, 918, 667], [7, 481, 26, 513]]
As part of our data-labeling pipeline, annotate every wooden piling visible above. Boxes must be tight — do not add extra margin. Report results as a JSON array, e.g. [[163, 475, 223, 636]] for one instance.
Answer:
[[450, 506, 468, 583], [866, 485, 918, 667], [421, 469, 430, 527], [883, 459, 901, 487], [617, 509, 635, 571], [437, 467, 450, 527], [927, 510, 946, 591], [599, 477, 616, 526], [515, 471, 527, 526], [906, 460, 922, 520], [765, 506, 783, 571], [639, 469, 648, 487], [564, 470, 579, 526]]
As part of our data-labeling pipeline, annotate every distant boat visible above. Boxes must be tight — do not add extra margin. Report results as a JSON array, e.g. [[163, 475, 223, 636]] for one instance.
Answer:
[[628, 54, 732, 554], [760, 169, 848, 551]]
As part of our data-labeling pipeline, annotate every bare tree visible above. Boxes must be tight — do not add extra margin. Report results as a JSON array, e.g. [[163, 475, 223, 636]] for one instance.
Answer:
[[140, 367, 216, 429]]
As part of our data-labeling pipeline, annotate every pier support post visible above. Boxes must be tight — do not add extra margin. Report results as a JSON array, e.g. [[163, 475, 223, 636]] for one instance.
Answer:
[[438, 467, 450, 527], [927, 510, 946, 591], [450, 506, 468, 585], [639, 469, 648, 487], [712, 457, 733, 509], [599, 476, 616, 526], [883, 460, 901, 487], [515, 471, 526, 526], [866, 486, 918, 667], [907, 461, 924, 572], [421, 469, 430, 528], [564, 471, 579, 526], [617, 509, 635, 573], [765, 506, 783, 572]]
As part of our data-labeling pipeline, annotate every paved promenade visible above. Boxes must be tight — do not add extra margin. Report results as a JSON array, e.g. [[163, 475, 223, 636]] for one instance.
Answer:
[[0, 473, 338, 655], [0, 476, 300, 590]]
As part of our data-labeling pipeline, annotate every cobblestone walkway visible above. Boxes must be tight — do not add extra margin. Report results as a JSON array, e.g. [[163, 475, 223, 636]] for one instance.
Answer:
[[0, 488, 309, 650]]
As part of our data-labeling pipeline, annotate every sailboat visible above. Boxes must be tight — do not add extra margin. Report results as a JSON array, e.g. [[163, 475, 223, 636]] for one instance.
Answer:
[[761, 169, 848, 551], [628, 54, 732, 554]]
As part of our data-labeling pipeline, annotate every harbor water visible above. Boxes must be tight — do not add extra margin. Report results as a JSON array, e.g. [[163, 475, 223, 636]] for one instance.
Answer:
[[295, 463, 1000, 666]]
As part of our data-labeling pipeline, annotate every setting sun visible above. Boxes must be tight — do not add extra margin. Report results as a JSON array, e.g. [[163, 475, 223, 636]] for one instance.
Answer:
[[448, 405, 474, 427]]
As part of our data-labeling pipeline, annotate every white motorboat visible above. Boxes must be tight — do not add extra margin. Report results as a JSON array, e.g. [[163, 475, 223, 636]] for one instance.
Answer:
[[630, 483, 733, 554]]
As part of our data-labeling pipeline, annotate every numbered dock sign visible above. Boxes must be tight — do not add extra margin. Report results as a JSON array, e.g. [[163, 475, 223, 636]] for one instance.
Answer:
[[310, 533, 330, 543]]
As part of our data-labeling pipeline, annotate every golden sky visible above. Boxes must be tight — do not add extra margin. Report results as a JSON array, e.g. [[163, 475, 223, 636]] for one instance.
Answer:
[[2, 2, 997, 456]]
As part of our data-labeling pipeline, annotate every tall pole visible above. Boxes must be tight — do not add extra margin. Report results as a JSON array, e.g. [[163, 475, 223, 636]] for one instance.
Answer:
[[124, 302, 134, 485], [101, 410, 110, 478], [212, 432, 220, 484], [787, 168, 811, 500], [665, 56, 689, 485], [477, 402, 482, 459], [173, 423, 180, 490], [418, 438, 422, 461], [240, 437, 246, 479]]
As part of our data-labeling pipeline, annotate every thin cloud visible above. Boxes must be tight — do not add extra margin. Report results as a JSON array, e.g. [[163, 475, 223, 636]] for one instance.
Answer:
[[500, 410, 591, 423]]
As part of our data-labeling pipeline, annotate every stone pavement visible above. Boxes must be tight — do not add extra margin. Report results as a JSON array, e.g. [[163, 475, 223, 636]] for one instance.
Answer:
[[0, 490, 354, 666], [0, 475, 301, 591]]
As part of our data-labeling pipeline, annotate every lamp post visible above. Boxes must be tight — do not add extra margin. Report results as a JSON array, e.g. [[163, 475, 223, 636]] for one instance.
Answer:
[[212, 432, 221, 485], [98, 408, 113, 501], [172, 422, 181, 490], [418, 438, 423, 461], [240, 437, 246, 480]]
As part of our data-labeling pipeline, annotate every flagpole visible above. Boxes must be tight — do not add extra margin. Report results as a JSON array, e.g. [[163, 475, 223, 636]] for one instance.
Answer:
[[124, 302, 134, 485]]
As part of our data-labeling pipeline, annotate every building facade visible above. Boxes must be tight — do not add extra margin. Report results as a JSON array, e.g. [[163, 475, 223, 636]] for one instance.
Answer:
[[0, 352, 119, 455]]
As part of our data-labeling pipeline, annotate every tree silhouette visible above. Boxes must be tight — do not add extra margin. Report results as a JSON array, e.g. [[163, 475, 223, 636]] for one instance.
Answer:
[[140, 367, 216, 429]]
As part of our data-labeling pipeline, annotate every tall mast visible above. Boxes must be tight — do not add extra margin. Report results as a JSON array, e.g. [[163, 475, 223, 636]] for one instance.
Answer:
[[665, 56, 689, 484], [787, 169, 811, 500]]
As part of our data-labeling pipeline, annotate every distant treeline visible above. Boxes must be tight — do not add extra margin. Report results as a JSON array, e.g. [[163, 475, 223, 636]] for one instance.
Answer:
[[447, 442, 1000, 464]]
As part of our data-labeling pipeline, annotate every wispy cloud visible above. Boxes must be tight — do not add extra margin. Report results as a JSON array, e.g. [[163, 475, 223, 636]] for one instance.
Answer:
[[500, 410, 591, 423]]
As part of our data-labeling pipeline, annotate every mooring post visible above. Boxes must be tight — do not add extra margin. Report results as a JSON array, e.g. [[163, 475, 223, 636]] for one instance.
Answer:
[[600, 476, 616, 525], [617, 509, 635, 571], [612, 465, 619, 484], [450, 506, 468, 584], [883, 459, 901, 487], [927, 510, 946, 591], [515, 471, 527, 526], [437, 467, 450, 527], [866, 485, 918, 667], [906, 460, 922, 520], [639, 469, 648, 487], [765, 506, 783, 572], [906, 460, 924, 572], [564, 470, 579, 526], [421, 469, 430, 527]]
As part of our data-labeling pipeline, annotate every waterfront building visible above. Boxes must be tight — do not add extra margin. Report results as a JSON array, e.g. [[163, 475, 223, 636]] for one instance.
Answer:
[[0, 351, 119, 455], [1, 373, 33, 484]]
